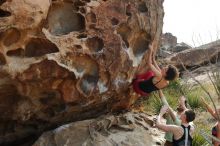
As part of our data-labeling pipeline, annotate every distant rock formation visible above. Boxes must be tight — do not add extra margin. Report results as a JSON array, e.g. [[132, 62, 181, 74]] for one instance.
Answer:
[[0, 0, 164, 145], [173, 42, 192, 53], [165, 40, 220, 69], [161, 33, 177, 50], [159, 33, 191, 58]]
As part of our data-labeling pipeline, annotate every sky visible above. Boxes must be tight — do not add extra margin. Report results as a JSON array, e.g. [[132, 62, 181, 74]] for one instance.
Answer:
[[163, 0, 220, 47]]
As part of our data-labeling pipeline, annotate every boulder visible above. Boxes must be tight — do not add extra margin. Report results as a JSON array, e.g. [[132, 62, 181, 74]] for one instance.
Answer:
[[0, 0, 164, 145], [165, 40, 220, 69], [160, 33, 177, 50], [172, 42, 192, 53], [33, 112, 165, 146]]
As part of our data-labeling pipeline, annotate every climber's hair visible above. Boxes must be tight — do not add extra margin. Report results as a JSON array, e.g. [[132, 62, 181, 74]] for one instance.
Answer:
[[185, 109, 196, 123], [164, 65, 179, 81]]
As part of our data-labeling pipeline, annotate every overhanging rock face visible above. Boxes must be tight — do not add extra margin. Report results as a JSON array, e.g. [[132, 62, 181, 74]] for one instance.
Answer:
[[0, 0, 164, 145]]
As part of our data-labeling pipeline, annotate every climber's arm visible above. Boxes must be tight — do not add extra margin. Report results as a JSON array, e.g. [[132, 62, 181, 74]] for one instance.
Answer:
[[152, 41, 161, 71], [156, 119, 179, 133], [147, 44, 162, 78], [152, 57, 161, 73], [168, 107, 181, 125], [151, 42, 161, 72], [158, 90, 169, 106], [156, 105, 179, 133], [179, 96, 188, 111], [158, 90, 180, 125]]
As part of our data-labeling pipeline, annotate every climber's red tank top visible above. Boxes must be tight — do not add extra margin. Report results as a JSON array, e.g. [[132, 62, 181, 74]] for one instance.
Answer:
[[132, 71, 160, 96]]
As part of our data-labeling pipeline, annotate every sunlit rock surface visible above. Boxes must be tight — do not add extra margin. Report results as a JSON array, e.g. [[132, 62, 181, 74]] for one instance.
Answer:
[[0, 0, 164, 145], [33, 112, 164, 146]]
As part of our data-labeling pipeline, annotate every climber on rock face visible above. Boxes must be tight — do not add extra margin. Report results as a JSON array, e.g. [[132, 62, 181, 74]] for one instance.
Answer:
[[112, 42, 179, 111], [132, 42, 179, 96]]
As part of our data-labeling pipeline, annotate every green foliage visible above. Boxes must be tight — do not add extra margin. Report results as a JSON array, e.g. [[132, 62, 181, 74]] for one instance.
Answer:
[[215, 71, 220, 90], [165, 79, 205, 110], [212, 70, 220, 96], [146, 79, 197, 113], [192, 133, 210, 146], [144, 78, 206, 113], [187, 95, 201, 110], [145, 91, 178, 114], [192, 123, 212, 146], [164, 79, 183, 97], [145, 94, 162, 114], [186, 87, 204, 109]]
